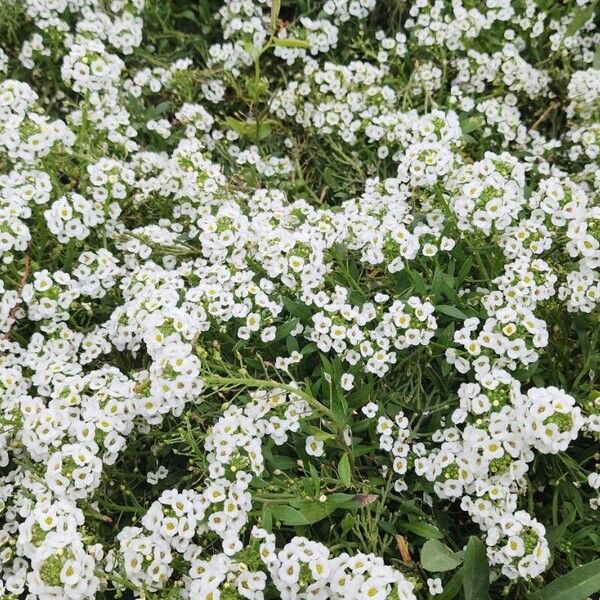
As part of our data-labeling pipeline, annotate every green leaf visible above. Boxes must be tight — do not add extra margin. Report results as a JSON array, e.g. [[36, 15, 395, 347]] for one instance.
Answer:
[[270, 505, 309, 526], [257, 122, 271, 141], [420, 540, 463, 572], [146, 101, 171, 119], [326, 493, 376, 509], [275, 318, 300, 341], [308, 463, 320, 497], [273, 37, 312, 49], [436, 304, 469, 320], [530, 559, 600, 600], [282, 297, 313, 321], [594, 44, 600, 69], [323, 166, 338, 187], [224, 117, 255, 139], [565, 2, 597, 38], [408, 269, 428, 294], [559, 480, 586, 518], [302, 425, 334, 442], [432, 266, 445, 301], [463, 537, 490, 600], [437, 568, 464, 600], [271, 502, 333, 526], [197, 0, 212, 22], [457, 257, 474, 284], [265, 453, 297, 470], [341, 512, 356, 536], [347, 381, 373, 409], [270, 0, 281, 32], [261, 506, 273, 531], [338, 454, 351, 487], [179, 9, 197, 21], [286, 334, 299, 353], [547, 504, 576, 551], [460, 115, 483, 134], [399, 521, 444, 540], [301, 342, 317, 356]]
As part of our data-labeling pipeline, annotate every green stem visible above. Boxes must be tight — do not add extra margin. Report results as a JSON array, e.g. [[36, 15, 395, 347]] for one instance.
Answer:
[[94, 569, 138, 591], [203, 374, 338, 426]]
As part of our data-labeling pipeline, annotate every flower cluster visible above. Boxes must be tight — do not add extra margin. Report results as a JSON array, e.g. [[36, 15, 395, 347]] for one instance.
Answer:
[[254, 529, 416, 600]]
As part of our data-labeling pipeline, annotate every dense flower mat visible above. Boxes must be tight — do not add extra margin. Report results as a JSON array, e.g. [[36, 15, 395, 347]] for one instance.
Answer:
[[0, 0, 600, 599]]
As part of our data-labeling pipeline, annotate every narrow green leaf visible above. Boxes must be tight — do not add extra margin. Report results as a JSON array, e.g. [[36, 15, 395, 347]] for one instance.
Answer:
[[275, 318, 300, 341], [463, 537, 490, 600], [294, 502, 333, 524], [457, 257, 474, 284], [261, 506, 273, 531], [565, 2, 597, 38], [301, 342, 317, 356], [270, 0, 281, 32], [326, 493, 374, 509], [266, 454, 297, 470], [303, 425, 334, 442], [179, 9, 196, 22], [408, 269, 428, 294], [282, 296, 313, 321], [594, 44, 600, 69], [347, 382, 373, 409], [460, 115, 483, 134], [271, 502, 333, 526], [420, 539, 463, 572], [338, 454, 351, 487], [323, 166, 338, 187], [432, 266, 444, 301], [437, 568, 464, 600], [308, 463, 320, 497], [530, 559, 600, 600], [399, 521, 444, 540], [224, 116, 256, 139], [286, 334, 299, 353], [436, 304, 469, 320], [559, 480, 586, 518], [341, 512, 356, 536], [270, 505, 309, 526], [547, 504, 576, 551], [257, 122, 271, 140], [322, 493, 353, 505], [273, 37, 312, 49]]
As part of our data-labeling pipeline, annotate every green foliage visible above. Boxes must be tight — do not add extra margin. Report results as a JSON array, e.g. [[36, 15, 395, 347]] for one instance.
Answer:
[[530, 559, 600, 600], [462, 537, 490, 600], [420, 540, 464, 573]]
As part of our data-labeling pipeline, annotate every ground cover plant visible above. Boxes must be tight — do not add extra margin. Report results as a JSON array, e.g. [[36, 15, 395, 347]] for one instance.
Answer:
[[1, 0, 600, 598]]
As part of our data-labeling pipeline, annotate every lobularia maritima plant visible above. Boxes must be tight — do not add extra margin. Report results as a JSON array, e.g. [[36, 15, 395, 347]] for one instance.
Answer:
[[0, 1, 599, 599]]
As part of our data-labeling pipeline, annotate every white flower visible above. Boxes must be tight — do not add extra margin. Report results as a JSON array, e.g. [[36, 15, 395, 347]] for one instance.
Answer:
[[362, 402, 379, 418], [427, 577, 443, 595], [340, 373, 354, 390], [305, 435, 325, 457]]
